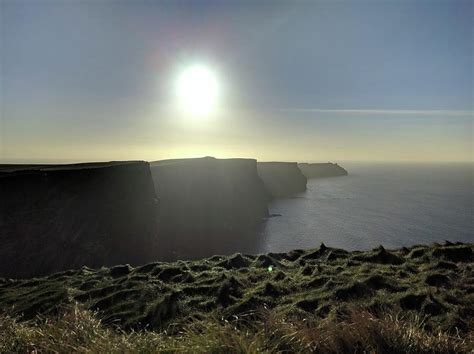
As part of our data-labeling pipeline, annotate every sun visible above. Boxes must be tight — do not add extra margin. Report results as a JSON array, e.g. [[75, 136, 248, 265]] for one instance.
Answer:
[[175, 64, 220, 117]]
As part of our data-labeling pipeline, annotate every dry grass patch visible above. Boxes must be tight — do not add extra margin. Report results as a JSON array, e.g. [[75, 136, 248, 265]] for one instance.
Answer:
[[1, 304, 472, 353]]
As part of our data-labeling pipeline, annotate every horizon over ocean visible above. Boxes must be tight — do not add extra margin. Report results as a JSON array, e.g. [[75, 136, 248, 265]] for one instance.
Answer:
[[257, 162, 473, 254]]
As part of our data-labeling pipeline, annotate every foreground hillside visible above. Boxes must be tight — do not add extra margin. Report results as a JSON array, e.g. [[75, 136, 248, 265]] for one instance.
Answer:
[[1, 242, 473, 353]]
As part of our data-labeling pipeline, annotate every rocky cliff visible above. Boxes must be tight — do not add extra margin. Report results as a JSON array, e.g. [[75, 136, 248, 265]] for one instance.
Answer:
[[150, 157, 269, 260], [257, 162, 307, 197], [298, 162, 348, 178], [0, 161, 160, 278]]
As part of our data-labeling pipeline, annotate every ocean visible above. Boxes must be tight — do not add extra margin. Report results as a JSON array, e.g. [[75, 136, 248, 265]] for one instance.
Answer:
[[258, 162, 473, 253]]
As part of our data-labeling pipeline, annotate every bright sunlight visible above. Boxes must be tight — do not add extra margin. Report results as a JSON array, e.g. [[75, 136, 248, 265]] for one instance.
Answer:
[[175, 64, 220, 117]]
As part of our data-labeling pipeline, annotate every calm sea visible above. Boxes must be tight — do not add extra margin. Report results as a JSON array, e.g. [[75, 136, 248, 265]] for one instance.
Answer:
[[258, 162, 473, 253]]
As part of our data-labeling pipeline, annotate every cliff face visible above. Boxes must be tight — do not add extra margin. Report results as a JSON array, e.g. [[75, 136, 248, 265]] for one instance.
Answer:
[[257, 162, 307, 198], [298, 162, 348, 178], [150, 157, 269, 259], [0, 161, 159, 278]]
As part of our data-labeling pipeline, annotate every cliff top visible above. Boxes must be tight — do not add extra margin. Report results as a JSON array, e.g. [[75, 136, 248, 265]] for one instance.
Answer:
[[258, 161, 299, 166], [150, 156, 258, 167], [0, 161, 146, 174], [298, 162, 341, 166]]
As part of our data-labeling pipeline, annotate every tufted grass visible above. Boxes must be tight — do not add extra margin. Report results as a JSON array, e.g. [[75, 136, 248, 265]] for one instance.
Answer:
[[1, 304, 472, 353]]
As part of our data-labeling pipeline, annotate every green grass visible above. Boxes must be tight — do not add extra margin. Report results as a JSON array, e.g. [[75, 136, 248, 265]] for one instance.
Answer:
[[0, 242, 473, 352]]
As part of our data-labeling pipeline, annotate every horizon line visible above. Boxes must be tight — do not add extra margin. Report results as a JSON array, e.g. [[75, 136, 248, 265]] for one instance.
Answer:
[[1, 157, 473, 165]]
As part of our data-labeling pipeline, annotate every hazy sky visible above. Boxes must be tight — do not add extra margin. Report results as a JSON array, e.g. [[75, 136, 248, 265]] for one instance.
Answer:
[[1, 0, 472, 163]]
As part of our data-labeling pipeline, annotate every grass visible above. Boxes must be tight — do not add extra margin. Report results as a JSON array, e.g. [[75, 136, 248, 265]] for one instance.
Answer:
[[1, 304, 471, 353], [0, 242, 473, 352]]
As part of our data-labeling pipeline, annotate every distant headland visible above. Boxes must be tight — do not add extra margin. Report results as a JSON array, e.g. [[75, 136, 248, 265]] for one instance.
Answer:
[[298, 162, 348, 178]]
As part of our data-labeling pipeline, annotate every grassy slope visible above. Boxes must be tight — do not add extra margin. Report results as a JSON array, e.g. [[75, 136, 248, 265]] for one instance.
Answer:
[[0, 242, 473, 352]]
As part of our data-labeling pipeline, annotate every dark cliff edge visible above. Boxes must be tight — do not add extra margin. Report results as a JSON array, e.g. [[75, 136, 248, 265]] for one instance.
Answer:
[[257, 162, 307, 198], [298, 162, 348, 178], [150, 157, 269, 260], [0, 161, 160, 278]]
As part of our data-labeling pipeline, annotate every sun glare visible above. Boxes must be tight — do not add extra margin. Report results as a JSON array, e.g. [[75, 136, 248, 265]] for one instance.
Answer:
[[175, 64, 220, 117]]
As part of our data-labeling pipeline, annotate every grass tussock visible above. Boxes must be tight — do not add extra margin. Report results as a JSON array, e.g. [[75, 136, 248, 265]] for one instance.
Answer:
[[1, 242, 472, 352], [1, 304, 471, 353]]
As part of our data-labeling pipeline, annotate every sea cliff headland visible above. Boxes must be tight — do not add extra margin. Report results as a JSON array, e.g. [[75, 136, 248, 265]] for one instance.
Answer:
[[299, 162, 348, 178], [257, 161, 307, 197], [0, 161, 160, 278], [0, 157, 349, 277], [150, 157, 269, 260]]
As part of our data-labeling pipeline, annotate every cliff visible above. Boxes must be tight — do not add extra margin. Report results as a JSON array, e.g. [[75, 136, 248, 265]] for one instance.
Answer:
[[150, 157, 269, 259], [257, 162, 307, 197], [0, 161, 160, 278], [298, 162, 348, 178]]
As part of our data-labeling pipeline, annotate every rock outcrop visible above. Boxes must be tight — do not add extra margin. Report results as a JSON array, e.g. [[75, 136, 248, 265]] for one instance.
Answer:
[[150, 157, 269, 260], [0, 161, 160, 278], [257, 162, 307, 197], [298, 162, 348, 178]]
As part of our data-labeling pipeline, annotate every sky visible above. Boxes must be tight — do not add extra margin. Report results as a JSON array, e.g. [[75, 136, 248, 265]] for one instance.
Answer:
[[1, 0, 473, 163]]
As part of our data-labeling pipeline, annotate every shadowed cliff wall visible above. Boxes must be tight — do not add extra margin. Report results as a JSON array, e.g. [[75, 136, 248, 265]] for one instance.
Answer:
[[257, 162, 307, 198], [298, 163, 348, 178], [0, 161, 160, 278], [150, 157, 269, 260]]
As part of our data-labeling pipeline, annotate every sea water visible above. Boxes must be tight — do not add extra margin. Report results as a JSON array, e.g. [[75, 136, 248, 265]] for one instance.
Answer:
[[259, 162, 473, 253]]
